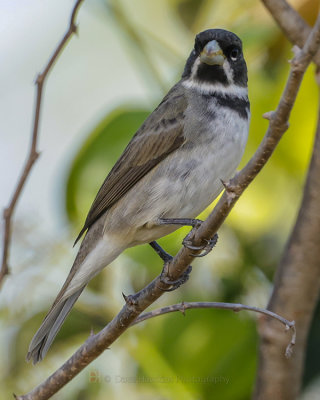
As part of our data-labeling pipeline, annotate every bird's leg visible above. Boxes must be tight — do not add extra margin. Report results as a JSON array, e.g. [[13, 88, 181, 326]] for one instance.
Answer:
[[149, 241, 192, 292], [158, 218, 218, 257], [159, 218, 203, 228], [149, 241, 172, 262]]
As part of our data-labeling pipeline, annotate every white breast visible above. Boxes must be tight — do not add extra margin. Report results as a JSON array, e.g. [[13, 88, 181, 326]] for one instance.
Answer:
[[104, 88, 250, 245]]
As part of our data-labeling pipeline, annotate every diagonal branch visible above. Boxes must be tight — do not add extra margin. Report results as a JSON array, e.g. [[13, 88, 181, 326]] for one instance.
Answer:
[[252, 2, 320, 399], [252, 3, 320, 398], [15, 12, 320, 400], [0, 0, 85, 287]]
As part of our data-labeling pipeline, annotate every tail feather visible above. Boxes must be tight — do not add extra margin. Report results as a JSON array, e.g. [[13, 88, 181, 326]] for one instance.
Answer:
[[27, 221, 126, 364], [27, 287, 84, 364]]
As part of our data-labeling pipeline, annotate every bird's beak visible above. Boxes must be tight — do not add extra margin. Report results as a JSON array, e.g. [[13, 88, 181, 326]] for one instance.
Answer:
[[200, 40, 225, 66]]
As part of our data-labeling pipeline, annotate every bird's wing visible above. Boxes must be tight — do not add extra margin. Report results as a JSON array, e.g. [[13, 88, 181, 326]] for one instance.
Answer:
[[75, 85, 187, 244]]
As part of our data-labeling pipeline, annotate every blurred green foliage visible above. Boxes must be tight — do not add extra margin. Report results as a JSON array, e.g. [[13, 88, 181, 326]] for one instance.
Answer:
[[3, 0, 320, 399], [66, 108, 151, 225]]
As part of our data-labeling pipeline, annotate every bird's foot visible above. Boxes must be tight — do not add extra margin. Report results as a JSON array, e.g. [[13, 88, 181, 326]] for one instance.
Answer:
[[183, 232, 218, 257], [159, 262, 192, 292], [150, 241, 192, 291], [157, 218, 218, 257]]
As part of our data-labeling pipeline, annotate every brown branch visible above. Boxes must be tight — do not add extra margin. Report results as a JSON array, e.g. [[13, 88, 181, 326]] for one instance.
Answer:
[[15, 13, 320, 400], [133, 301, 296, 356], [253, 51, 320, 400], [252, 2, 320, 399], [262, 0, 320, 66], [0, 0, 85, 287]]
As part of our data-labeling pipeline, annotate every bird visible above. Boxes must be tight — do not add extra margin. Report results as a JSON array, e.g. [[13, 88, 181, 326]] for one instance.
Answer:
[[27, 28, 250, 364]]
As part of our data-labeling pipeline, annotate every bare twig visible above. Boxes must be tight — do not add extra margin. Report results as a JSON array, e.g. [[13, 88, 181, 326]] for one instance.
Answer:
[[0, 0, 85, 287], [132, 301, 296, 356], [16, 12, 320, 400], [262, 0, 320, 66]]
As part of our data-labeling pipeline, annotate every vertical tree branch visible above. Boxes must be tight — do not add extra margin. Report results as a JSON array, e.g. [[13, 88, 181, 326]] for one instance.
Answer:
[[0, 0, 85, 287], [253, 76, 320, 400]]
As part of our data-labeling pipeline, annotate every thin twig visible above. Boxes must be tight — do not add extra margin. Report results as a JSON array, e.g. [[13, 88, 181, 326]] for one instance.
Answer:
[[132, 301, 296, 357], [0, 0, 85, 287], [16, 12, 320, 400]]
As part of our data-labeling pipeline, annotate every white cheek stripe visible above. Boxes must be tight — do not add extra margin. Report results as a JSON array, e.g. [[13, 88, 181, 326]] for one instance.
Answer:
[[223, 59, 234, 84], [190, 57, 201, 80]]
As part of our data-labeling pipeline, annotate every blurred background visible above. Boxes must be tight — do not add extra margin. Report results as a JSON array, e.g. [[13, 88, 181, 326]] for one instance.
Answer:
[[0, 0, 319, 399]]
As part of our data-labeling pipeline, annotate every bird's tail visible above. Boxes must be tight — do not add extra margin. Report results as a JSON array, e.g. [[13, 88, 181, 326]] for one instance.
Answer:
[[27, 229, 125, 364], [26, 287, 85, 364]]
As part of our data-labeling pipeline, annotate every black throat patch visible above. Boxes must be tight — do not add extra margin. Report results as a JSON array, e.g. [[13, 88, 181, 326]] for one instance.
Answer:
[[196, 63, 229, 86]]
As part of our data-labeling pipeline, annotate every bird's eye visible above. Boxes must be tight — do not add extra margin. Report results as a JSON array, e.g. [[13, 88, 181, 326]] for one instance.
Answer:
[[230, 48, 239, 61]]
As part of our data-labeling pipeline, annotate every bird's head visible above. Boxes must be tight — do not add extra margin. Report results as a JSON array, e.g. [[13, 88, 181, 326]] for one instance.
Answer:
[[182, 29, 248, 88]]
